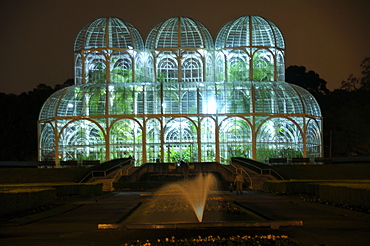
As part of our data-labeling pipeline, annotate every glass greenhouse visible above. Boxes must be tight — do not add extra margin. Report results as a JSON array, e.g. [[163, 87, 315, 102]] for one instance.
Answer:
[[38, 16, 323, 166]]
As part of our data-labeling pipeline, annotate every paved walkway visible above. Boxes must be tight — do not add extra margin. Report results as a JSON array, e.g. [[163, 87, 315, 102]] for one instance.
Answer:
[[0, 191, 369, 246]]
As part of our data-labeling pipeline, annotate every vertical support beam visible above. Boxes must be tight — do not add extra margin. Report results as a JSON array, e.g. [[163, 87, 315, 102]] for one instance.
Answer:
[[302, 117, 307, 158], [105, 118, 110, 162], [251, 116, 257, 161], [197, 117, 201, 162], [251, 83, 257, 160], [215, 116, 220, 163], [142, 118, 147, 163], [54, 120, 60, 168]]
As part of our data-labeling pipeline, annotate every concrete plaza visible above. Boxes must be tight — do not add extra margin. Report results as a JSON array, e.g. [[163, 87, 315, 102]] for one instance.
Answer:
[[1, 191, 369, 246]]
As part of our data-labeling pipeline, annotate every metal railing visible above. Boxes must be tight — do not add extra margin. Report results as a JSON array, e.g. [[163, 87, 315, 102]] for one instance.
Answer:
[[112, 164, 135, 183], [79, 158, 132, 183], [232, 157, 285, 180], [229, 162, 253, 189]]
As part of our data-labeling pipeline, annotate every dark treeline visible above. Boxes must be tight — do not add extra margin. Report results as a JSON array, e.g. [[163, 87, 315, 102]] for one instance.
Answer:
[[0, 58, 369, 161], [0, 79, 73, 161], [286, 57, 370, 157]]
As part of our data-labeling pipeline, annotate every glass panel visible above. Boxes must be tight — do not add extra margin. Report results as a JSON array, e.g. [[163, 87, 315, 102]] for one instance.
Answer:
[[256, 117, 303, 162], [157, 51, 178, 82], [181, 51, 203, 82], [306, 118, 322, 158], [85, 51, 106, 83], [219, 117, 252, 163], [252, 49, 274, 81], [200, 117, 216, 162], [58, 120, 106, 162], [39, 123, 56, 161], [110, 51, 132, 83], [109, 84, 134, 115], [110, 119, 142, 164], [227, 50, 250, 82], [163, 118, 197, 162], [75, 54, 82, 85], [146, 118, 162, 162]]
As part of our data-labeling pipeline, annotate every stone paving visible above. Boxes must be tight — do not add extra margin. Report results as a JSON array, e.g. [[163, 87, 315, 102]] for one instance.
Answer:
[[0, 191, 369, 246]]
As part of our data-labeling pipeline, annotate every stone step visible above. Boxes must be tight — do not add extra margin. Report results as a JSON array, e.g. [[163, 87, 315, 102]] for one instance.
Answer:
[[94, 178, 114, 191]]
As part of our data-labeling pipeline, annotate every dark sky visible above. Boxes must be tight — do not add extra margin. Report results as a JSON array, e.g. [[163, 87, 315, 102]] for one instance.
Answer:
[[1, 0, 369, 94]]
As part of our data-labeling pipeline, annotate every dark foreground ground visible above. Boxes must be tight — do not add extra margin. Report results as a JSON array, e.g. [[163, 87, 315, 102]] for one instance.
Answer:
[[0, 191, 369, 246]]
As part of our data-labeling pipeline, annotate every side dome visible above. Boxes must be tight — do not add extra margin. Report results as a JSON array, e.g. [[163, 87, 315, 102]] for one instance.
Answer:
[[74, 17, 144, 51], [215, 15, 285, 49], [252, 82, 321, 116], [74, 17, 146, 85], [39, 83, 143, 120], [215, 16, 285, 82], [146, 17, 214, 49]]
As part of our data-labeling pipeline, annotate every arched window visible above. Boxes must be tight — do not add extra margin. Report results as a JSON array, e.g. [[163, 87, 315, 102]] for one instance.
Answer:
[[181, 51, 203, 82], [86, 51, 107, 83], [110, 51, 132, 83], [157, 52, 178, 82]]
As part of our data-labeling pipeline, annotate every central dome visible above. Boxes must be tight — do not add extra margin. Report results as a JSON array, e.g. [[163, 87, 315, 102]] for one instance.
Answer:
[[146, 17, 214, 49]]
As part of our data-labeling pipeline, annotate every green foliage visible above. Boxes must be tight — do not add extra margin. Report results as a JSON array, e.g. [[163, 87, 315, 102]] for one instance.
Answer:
[[111, 67, 132, 83], [228, 145, 251, 158], [181, 145, 198, 162], [164, 147, 180, 162], [279, 148, 303, 159], [256, 146, 302, 161], [88, 59, 133, 83], [203, 147, 215, 162], [229, 61, 249, 81], [228, 53, 274, 82], [253, 54, 274, 81]]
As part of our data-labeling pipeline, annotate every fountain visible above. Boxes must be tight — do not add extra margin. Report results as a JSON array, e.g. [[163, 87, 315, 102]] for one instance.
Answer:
[[98, 172, 303, 230], [154, 173, 217, 222]]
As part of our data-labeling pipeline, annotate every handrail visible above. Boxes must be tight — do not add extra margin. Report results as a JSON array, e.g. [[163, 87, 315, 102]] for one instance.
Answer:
[[230, 162, 253, 189], [111, 164, 135, 183], [79, 158, 131, 183], [232, 157, 285, 180]]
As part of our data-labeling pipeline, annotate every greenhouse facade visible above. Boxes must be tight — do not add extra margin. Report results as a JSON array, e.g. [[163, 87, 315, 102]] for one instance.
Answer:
[[38, 16, 323, 166]]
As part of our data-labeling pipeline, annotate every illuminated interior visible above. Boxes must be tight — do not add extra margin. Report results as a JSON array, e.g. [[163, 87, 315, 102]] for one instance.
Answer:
[[38, 16, 322, 166]]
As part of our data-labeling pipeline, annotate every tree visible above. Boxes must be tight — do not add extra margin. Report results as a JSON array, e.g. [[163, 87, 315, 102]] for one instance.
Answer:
[[340, 57, 370, 91], [285, 65, 330, 101], [0, 79, 74, 161], [326, 57, 370, 156]]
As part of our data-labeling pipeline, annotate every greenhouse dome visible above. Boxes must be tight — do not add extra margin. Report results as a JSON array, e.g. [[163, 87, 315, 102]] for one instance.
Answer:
[[215, 16, 285, 82], [73, 17, 146, 85], [38, 16, 323, 167]]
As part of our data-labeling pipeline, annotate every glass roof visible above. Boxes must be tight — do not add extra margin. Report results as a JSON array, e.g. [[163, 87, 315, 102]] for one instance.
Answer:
[[74, 17, 144, 51], [215, 16, 285, 49], [39, 81, 321, 120], [146, 17, 214, 50]]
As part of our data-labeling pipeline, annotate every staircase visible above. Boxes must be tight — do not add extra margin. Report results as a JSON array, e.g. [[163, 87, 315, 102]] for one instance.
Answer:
[[230, 158, 285, 190], [93, 178, 115, 191], [92, 164, 138, 191]]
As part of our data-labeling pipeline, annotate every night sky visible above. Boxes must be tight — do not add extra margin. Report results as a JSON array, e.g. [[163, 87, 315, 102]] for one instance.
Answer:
[[1, 0, 369, 94]]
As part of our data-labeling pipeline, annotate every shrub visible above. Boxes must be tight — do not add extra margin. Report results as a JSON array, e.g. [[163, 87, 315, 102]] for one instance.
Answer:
[[0, 188, 56, 217]]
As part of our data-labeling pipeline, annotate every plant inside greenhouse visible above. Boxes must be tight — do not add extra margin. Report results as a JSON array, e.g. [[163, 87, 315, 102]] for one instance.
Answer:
[[38, 15, 322, 166]]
